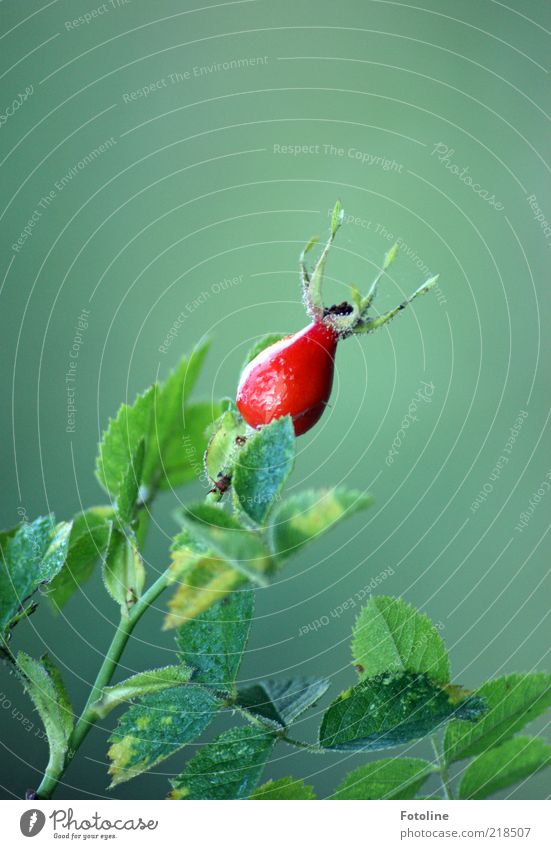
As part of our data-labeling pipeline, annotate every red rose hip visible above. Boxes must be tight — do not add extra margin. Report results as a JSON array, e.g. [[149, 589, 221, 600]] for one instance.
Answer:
[[235, 201, 439, 438], [236, 320, 338, 436]]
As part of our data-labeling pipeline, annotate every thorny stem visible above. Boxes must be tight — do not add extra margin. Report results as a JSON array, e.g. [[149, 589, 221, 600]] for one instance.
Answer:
[[431, 734, 454, 800], [36, 565, 171, 800]]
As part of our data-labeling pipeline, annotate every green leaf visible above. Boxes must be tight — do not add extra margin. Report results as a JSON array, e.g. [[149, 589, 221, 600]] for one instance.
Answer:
[[160, 399, 224, 490], [176, 589, 254, 692], [93, 665, 192, 719], [444, 673, 551, 764], [0, 517, 72, 645], [233, 416, 295, 525], [238, 676, 330, 728], [0, 524, 20, 552], [319, 672, 485, 751], [48, 508, 113, 610], [96, 387, 154, 498], [351, 596, 450, 685], [102, 530, 145, 614], [204, 409, 247, 486], [108, 684, 220, 786], [249, 775, 316, 801], [17, 652, 73, 780], [170, 725, 275, 800], [179, 503, 272, 585], [242, 334, 286, 370], [251, 776, 316, 800], [458, 737, 551, 800], [96, 344, 211, 498], [271, 487, 373, 563], [142, 341, 209, 487], [332, 757, 435, 800], [117, 439, 145, 525]]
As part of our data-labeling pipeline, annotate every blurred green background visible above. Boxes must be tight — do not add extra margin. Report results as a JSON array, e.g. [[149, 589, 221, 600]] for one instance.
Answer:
[[1, 0, 549, 800]]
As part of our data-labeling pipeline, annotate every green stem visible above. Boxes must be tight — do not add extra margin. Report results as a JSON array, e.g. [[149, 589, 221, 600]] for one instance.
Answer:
[[233, 705, 326, 755], [281, 734, 327, 755], [431, 734, 453, 800], [36, 568, 171, 800]]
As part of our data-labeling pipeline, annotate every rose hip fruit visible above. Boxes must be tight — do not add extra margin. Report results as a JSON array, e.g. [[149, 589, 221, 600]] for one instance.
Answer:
[[237, 320, 338, 436], [235, 201, 439, 437]]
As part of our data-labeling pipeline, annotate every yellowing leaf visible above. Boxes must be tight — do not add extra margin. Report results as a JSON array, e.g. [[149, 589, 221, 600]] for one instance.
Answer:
[[93, 665, 192, 719], [271, 488, 373, 562], [108, 684, 220, 786], [164, 546, 246, 629]]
